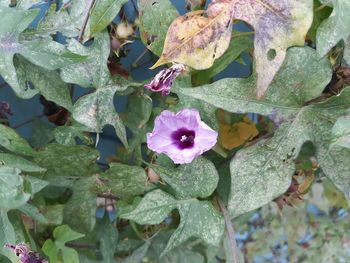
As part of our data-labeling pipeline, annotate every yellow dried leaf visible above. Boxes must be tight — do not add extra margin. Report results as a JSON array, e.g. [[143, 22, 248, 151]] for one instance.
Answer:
[[219, 118, 259, 150], [151, 1, 233, 70], [298, 173, 314, 194]]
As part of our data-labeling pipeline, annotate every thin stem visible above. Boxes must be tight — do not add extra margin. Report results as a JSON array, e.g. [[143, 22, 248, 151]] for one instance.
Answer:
[[130, 221, 147, 241], [78, 0, 95, 42], [217, 197, 240, 263], [232, 31, 255, 38], [131, 0, 138, 13], [132, 48, 149, 68], [66, 242, 98, 249], [12, 114, 45, 129]]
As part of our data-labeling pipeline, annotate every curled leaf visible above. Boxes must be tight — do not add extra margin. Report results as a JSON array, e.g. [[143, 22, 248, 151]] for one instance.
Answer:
[[151, 1, 233, 70]]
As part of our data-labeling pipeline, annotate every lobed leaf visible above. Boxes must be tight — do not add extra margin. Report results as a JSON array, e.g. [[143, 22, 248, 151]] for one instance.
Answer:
[[84, 0, 128, 41], [138, 0, 179, 56], [177, 47, 348, 217], [154, 0, 313, 97], [14, 55, 73, 110], [0, 166, 31, 210], [0, 153, 45, 172], [42, 224, 84, 263], [0, 124, 37, 156], [34, 144, 100, 182], [0, 211, 17, 262], [151, 157, 219, 199], [61, 32, 136, 147], [96, 163, 155, 200], [121, 189, 224, 256], [63, 177, 97, 233], [0, 7, 86, 99], [316, 0, 350, 57]]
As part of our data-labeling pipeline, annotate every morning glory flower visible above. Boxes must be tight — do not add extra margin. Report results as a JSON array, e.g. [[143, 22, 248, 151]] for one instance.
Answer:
[[144, 64, 185, 96], [147, 109, 218, 164], [5, 243, 48, 263]]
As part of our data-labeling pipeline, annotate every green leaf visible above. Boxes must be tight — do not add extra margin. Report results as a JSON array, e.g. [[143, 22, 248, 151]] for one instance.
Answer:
[[30, 118, 55, 148], [96, 163, 155, 200], [14, 55, 72, 110], [60, 33, 111, 88], [173, 77, 218, 131], [178, 47, 332, 116], [0, 153, 45, 172], [0, 7, 85, 98], [34, 144, 100, 182], [0, 211, 17, 262], [24, 175, 49, 195], [0, 166, 31, 210], [42, 224, 85, 263], [307, 0, 332, 42], [331, 110, 350, 148], [125, 92, 153, 132], [120, 189, 176, 224], [84, 0, 128, 41], [177, 47, 349, 217], [154, 0, 313, 97], [61, 33, 134, 147], [138, 0, 179, 56], [120, 242, 150, 263], [54, 124, 93, 145], [151, 157, 219, 199], [192, 33, 253, 85], [230, 88, 350, 216], [18, 203, 49, 224], [72, 84, 129, 147], [15, 0, 43, 9], [35, 2, 84, 37], [20, 39, 86, 70], [316, 0, 350, 56], [41, 204, 65, 226], [0, 124, 37, 156], [121, 190, 224, 256], [95, 216, 118, 263], [163, 248, 205, 263], [162, 200, 224, 256], [144, 232, 205, 262], [0, 7, 39, 98], [344, 36, 350, 65], [64, 177, 97, 233]]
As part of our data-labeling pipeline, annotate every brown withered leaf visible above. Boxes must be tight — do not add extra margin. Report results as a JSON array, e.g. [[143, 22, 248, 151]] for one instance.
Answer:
[[153, 0, 313, 98], [151, 1, 233, 70]]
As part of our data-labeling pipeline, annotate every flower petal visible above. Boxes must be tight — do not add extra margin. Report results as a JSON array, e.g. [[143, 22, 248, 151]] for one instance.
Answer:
[[147, 108, 218, 164]]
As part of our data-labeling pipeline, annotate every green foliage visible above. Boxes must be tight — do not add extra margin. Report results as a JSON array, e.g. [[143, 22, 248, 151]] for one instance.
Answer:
[[42, 225, 85, 263], [0, 0, 350, 262], [316, 0, 350, 56]]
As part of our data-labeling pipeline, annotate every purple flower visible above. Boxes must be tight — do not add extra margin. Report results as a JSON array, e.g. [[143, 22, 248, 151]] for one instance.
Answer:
[[147, 109, 218, 164], [144, 64, 185, 96], [5, 243, 48, 263]]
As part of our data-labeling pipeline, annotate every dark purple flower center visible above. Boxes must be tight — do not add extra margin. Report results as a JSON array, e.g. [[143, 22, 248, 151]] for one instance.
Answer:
[[171, 128, 195, 149]]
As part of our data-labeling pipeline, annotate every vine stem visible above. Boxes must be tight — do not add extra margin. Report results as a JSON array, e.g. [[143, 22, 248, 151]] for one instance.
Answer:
[[78, 0, 95, 42], [217, 197, 240, 263], [314, 2, 330, 12], [12, 114, 45, 129]]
